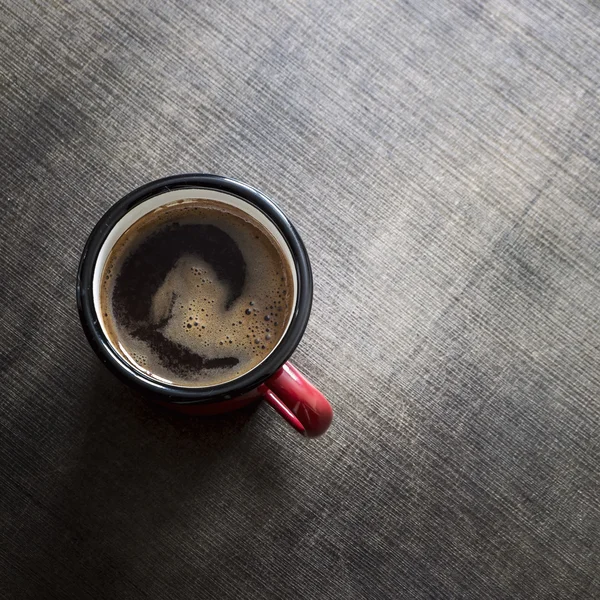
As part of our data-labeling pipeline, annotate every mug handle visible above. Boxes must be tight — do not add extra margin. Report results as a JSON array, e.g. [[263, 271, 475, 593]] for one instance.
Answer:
[[258, 363, 333, 437]]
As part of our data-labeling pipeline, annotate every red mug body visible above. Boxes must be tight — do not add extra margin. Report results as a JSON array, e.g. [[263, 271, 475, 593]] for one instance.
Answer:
[[155, 363, 332, 437]]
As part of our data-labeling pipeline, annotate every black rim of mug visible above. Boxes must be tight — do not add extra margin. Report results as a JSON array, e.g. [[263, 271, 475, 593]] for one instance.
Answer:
[[76, 174, 313, 405]]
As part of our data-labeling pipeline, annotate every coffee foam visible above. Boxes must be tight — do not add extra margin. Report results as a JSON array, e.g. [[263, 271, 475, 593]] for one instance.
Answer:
[[100, 200, 293, 387]]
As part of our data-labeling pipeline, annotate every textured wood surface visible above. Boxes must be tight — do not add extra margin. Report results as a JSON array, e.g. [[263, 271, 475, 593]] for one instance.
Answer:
[[1, 1, 600, 598]]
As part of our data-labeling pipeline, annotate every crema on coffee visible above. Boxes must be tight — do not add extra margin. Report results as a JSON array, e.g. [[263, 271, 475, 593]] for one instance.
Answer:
[[100, 199, 294, 387]]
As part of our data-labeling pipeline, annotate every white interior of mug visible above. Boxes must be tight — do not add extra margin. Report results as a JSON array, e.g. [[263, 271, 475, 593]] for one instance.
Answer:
[[92, 188, 298, 385]]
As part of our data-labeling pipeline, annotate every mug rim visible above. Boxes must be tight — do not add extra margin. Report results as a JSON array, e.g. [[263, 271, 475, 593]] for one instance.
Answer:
[[76, 174, 313, 405]]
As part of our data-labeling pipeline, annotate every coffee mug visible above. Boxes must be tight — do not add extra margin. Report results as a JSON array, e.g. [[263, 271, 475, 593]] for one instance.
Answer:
[[77, 174, 332, 437]]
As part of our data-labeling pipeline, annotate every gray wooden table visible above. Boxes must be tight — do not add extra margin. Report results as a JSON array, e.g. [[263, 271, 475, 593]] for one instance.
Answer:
[[1, 1, 599, 598]]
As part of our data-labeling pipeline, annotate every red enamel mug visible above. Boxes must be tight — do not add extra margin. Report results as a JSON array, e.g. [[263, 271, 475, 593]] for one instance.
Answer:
[[77, 174, 332, 437]]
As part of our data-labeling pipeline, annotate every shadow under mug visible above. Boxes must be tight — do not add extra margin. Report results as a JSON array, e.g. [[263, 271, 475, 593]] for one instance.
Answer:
[[76, 174, 333, 437]]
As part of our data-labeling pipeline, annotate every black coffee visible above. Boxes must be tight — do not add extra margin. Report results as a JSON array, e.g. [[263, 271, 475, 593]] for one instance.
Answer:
[[100, 199, 294, 387]]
